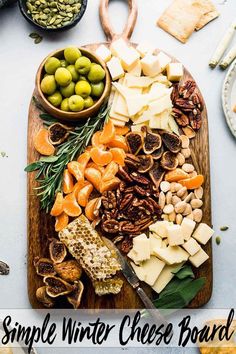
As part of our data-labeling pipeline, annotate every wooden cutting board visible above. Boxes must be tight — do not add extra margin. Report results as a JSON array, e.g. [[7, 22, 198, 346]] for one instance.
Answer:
[[27, 0, 212, 309]]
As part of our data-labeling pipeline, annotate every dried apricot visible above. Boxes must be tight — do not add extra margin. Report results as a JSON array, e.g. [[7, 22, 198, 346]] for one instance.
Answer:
[[63, 193, 82, 217], [100, 177, 120, 193], [115, 126, 130, 136], [87, 162, 105, 174], [55, 212, 69, 232], [165, 168, 189, 182], [62, 169, 74, 194], [107, 135, 128, 152], [85, 198, 99, 221], [102, 161, 119, 182], [50, 192, 64, 216], [67, 161, 84, 182], [90, 147, 113, 166], [179, 174, 204, 189], [110, 148, 126, 166], [84, 167, 102, 191], [91, 131, 105, 149], [77, 151, 90, 172], [77, 183, 93, 207], [34, 128, 55, 156], [99, 119, 116, 144]]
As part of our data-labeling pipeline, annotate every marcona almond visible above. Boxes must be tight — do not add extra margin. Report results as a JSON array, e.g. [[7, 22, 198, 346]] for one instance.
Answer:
[[169, 211, 176, 222], [163, 204, 174, 214], [180, 135, 190, 148], [194, 187, 203, 199], [166, 191, 173, 204], [182, 163, 195, 173], [177, 187, 187, 198], [181, 148, 191, 158], [183, 203, 192, 216], [176, 214, 183, 225], [184, 192, 194, 203], [172, 195, 181, 205], [193, 209, 203, 222], [174, 201, 187, 214], [181, 191, 188, 200], [191, 199, 203, 209], [186, 213, 194, 220], [158, 192, 166, 210], [160, 181, 170, 193], [161, 214, 169, 221], [175, 183, 183, 192], [189, 171, 197, 178], [177, 152, 185, 166]]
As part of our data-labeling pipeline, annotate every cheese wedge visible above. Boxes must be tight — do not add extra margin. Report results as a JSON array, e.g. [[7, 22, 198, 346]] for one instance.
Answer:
[[153, 246, 189, 265], [125, 74, 154, 88], [127, 249, 141, 265], [130, 262, 146, 281], [149, 110, 169, 130], [126, 94, 148, 116]]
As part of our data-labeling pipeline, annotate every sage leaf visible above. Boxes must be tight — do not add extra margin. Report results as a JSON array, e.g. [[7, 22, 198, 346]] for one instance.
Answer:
[[172, 265, 194, 280], [40, 156, 59, 163], [39, 113, 58, 123], [24, 162, 42, 172]]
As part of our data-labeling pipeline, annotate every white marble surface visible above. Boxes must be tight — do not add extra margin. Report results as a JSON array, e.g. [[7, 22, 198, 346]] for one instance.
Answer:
[[0, 0, 236, 353]]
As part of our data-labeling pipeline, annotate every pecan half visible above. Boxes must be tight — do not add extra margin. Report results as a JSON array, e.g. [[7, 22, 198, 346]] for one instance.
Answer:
[[134, 185, 151, 197], [189, 111, 202, 130], [131, 172, 150, 185], [119, 193, 134, 210], [179, 80, 196, 99], [175, 113, 189, 127], [102, 219, 120, 234], [192, 93, 204, 111], [118, 166, 133, 183], [175, 98, 195, 112], [121, 238, 133, 253]]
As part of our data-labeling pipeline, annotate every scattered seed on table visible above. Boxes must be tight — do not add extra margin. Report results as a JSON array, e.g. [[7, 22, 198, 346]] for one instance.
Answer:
[[215, 236, 221, 245], [220, 226, 229, 231]]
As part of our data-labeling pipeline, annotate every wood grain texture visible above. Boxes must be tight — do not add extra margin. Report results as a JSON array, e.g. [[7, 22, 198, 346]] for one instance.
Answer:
[[27, 0, 212, 309]]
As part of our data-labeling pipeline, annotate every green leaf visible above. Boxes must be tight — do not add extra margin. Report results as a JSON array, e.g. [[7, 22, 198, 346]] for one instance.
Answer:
[[158, 278, 193, 299], [172, 265, 195, 280], [39, 113, 58, 123], [40, 156, 59, 163], [24, 162, 42, 172]]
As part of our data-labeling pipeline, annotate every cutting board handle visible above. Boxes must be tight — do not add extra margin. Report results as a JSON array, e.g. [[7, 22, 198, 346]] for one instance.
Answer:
[[99, 0, 138, 42]]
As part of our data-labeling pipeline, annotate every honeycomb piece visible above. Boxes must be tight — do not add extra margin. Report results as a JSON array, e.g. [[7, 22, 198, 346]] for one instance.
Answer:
[[59, 215, 121, 281], [93, 277, 123, 296]]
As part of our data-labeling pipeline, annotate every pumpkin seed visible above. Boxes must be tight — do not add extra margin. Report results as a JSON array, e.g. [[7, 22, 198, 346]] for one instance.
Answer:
[[215, 236, 221, 245], [220, 226, 229, 231], [29, 32, 39, 38]]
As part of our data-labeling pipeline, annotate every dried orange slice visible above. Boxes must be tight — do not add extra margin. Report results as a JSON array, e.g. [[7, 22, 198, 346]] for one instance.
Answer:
[[84, 167, 102, 191], [179, 175, 204, 189], [67, 161, 84, 182], [99, 119, 116, 144], [77, 151, 91, 172], [34, 128, 55, 156], [102, 161, 119, 182], [87, 162, 105, 174], [85, 198, 99, 221], [50, 192, 64, 216], [107, 135, 128, 152], [110, 148, 126, 166], [55, 212, 69, 232], [63, 193, 82, 217], [165, 168, 189, 182], [90, 147, 113, 166], [77, 183, 94, 207], [115, 126, 130, 136], [62, 169, 74, 194], [91, 131, 105, 149], [100, 177, 120, 193]]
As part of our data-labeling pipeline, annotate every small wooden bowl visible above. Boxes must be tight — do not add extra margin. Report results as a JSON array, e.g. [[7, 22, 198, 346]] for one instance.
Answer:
[[35, 47, 111, 122]]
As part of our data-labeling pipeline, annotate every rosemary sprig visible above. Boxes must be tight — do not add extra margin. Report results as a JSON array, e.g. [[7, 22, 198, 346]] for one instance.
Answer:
[[25, 103, 110, 212]]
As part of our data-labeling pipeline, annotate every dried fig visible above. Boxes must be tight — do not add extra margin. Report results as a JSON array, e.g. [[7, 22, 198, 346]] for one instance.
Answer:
[[137, 155, 154, 173], [34, 258, 56, 277], [36, 286, 55, 308], [161, 151, 178, 171], [54, 260, 82, 283], [125, 132, 144, 155], [161, 131, 181, 153], [142, 127, 162, 154], [149, 163, 165, 189], [152, 145, 164, 160], [44, 276, 74, 298], [67, 280, 84, 309], [48, 123, 71, 145], [49, 239, 67, 264]]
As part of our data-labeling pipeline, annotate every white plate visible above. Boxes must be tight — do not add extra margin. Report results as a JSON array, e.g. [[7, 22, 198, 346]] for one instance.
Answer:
[[222, 59, 236, 138]]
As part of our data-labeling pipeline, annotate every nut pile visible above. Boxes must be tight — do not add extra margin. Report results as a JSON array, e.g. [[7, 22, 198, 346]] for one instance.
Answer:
[[171, 80, 204, 132], [26, 0, 82, 29]]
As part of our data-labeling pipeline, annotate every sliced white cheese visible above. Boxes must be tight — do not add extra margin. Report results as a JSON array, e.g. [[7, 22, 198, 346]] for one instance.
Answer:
[[132, 110, 151, 125], [168, 115, 180, 135], [161, 110, 171, 130], [95, 45, 112, 62], [152, 74, 172, 87], [149, 221, 169, 239], [181, 217, 196, 241], [126, 95, 148, 116], [127, 249, 141, 265], [114, 93, 129, 117], [125, 74, 154, 88], [136, 41, 156, 58], [130, 262, 146, 281], [189, 248, 209, 268], [149, 95, 172, 115], [133, 234, 150, 261], [131, 123, 148, 132], [167, 63, 183, 82], [153, 246, 189, 265], [152, 263, 184, 294], [107, 57, 124, 81], [112, 82, 137, 98], [192, 223, 214, 245], [167, 224, 184, 246], [128, 60, 142, 76], [141, 256, 165, 286], [156, 51, 172, 71], [149, 111, 163, 129], [147, 83, 171, 102], [149, 234, 162, 255], [110, 118, 126, 127], [141, 54, 162, 77], [182, 238, 201, 256]]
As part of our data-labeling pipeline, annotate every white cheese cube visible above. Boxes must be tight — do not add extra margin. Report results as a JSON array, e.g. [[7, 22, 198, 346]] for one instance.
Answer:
[[182, 238, 201, 256], [167, 225, 184, 246], [167, 63, 183, 82], [149, 94, 172, 115], [107, 57, 125, 81], [152, 263, 184, 293], [95, 45, 112, 62], [133, 234, 150, 261], [120, 47, 140, 71], [181, 217, 196, 241], [141, 54, 162, 77], [110, 38, 128, 57], [156, 51, 172, 72], [149, 234, 162, 255], [192, 223, 214, 245], [149, 221, 169, 238], [130, 262, 146, 281], [110, 118, 126, 127], [136, 42, 156, 58], [189, 248, 209, 268], [153, 246, 189, 265], [128, 60, 142, 76], [127, 249, 141, 265], [142, 256, 165, 286]]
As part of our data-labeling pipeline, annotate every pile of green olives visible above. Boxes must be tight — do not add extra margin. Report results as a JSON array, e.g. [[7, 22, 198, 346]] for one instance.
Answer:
[[40, 46, 106, 112]]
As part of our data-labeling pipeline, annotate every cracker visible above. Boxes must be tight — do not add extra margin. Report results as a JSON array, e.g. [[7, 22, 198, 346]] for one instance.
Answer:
[[196, 10, 220, 30], [157, 0, 205, 43]]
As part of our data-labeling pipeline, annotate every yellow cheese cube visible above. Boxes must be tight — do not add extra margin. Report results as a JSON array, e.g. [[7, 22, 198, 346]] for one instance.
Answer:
[[120, 47, 140, 71], [152, 263, 185, 293], [136, 41, 156, 58], [127, 249, 141, 265], [189, 248, 209, 268], [192, 223, 214, 245], [156, 51, 172, 71], [107, 57, 124, 81], [133, 234, 150, 261], [149, 234, 162, 255], [110, 38, 128, 57], [167, 63, 183, 82], [130, 262, 146, 281], [141, 256, 165, 286], [141, 54, 162, 77], [167, 224, 184, 246], [95, 45, 112, 62], [149, 220, 169, 238], [153, 246, 189, 265], [181, 217, 196, 241], [182, 238, 201, 256]]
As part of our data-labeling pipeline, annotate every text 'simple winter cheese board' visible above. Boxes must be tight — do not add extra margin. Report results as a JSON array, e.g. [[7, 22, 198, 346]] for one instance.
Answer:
[[27, 0, 212, 309]]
